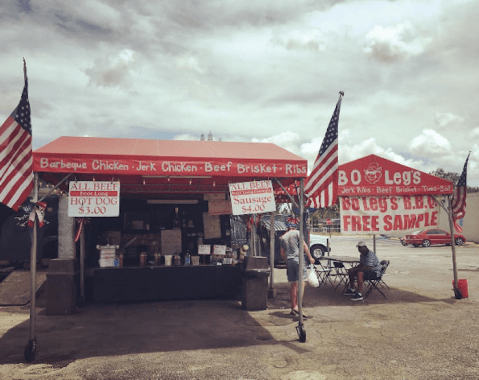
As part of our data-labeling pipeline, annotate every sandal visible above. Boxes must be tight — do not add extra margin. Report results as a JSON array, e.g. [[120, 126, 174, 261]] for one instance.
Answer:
[[292, 309, 308, 319]]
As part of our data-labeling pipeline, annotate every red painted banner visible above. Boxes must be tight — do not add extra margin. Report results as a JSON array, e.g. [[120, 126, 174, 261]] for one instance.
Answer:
[[338, 154, 453, 196], [340, 195, 440, 234], [34, 156, 306, 178]]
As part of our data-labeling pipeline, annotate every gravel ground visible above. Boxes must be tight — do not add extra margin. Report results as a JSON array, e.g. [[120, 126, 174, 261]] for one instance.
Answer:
[[0, 235, 478, 380]]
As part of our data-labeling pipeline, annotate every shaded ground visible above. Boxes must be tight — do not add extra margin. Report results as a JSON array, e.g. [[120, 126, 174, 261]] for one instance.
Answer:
[[0, 236, 478, 379]]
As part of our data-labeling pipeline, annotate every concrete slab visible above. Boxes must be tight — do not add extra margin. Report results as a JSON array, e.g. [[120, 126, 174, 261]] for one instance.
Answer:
[[0, 269, 47, 306]]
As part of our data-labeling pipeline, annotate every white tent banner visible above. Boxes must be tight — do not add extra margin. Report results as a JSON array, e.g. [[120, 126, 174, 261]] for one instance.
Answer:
[[340, 195, 440, 234]]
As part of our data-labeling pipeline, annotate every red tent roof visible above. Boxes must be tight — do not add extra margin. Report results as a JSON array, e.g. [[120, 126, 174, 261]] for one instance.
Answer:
[[338, 154, 453, 196], [33, 137, 307, 196]]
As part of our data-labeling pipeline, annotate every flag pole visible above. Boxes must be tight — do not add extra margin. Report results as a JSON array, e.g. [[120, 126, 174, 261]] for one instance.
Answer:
[[25, 172, 39, 361], [296, 178, 306, 342], [448, 195, 461, 298]]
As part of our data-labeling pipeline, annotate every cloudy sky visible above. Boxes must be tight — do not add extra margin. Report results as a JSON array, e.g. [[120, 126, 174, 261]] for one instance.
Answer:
[[1, 0, 478, 185]]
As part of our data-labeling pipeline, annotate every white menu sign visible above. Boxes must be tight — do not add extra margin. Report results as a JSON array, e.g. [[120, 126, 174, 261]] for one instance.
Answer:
[[69, 181, 120, 217], [229, 180, 276, 215]]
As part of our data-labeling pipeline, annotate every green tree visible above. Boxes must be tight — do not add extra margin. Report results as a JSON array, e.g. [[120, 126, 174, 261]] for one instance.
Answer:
[[429, 169, 479, 193]]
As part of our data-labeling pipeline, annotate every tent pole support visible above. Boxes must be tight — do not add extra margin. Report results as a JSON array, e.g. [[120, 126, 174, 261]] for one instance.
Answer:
[[79, 223, 86, 305], [268, 211, 277, 298], [38, 173, 73, 203], [297, 179, 305, 332]]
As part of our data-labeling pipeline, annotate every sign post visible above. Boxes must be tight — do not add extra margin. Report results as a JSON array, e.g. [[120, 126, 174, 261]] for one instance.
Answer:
[[326, 218, 332, 238]]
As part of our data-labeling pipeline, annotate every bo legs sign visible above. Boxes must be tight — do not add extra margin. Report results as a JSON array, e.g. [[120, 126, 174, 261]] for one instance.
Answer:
[[340, 195, 439, 234]]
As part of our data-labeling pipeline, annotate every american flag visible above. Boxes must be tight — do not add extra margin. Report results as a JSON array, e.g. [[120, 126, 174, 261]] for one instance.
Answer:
[[304, 92, 343, 208], [0, 60, 33, 211], [451, 153, 470, 232]]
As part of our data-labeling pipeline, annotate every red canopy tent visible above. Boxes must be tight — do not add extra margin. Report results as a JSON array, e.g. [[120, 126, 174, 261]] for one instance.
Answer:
[[33, 136, 307, 197], [338, 154, 453, 196]]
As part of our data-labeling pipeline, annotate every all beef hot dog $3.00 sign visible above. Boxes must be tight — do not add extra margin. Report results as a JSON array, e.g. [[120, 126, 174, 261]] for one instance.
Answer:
[[68, 181, 120, 217]]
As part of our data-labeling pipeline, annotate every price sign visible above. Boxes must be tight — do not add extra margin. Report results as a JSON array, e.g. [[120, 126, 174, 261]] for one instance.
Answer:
[[198, 244, 211, 255], [213, 245, 226, 255], [69, 181, 120, 217], [229, 180, 276, 215]]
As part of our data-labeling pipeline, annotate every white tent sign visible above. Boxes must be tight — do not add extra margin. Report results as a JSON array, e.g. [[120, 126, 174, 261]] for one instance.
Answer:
[[340, 195, 440, 234], [69, 181, 120, 217], [229, 180, 276, 215]]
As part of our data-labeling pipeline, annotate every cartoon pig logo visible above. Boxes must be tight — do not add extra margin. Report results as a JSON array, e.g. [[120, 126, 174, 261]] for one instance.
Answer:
[[364, 162, 382, 184]]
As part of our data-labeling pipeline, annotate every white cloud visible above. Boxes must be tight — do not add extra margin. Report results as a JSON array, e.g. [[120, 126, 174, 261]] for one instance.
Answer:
[[408, 129, 452, 157], [85, 49, 138, 89], [252, 131, 303, 156], [364, 21, 432, 62], [471, 128, 479, 139], [435, 112, 465, 128], [271, 28, 327, 52]]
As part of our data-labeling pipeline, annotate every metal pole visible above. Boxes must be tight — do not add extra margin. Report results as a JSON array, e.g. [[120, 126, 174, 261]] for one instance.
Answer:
[[373, 234, 376, 254], [79, 221, 86, 305], [298, 179, 305, 324], [448, 196, 460, 295], [269, 212, 276, 297], [25, 172, 39, 361], [251, 215, 256, 256]]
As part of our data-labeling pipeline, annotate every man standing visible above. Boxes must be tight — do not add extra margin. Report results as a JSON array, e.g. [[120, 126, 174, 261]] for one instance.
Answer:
[[343, 241, 382, 301], [280, 223, 315, 317]]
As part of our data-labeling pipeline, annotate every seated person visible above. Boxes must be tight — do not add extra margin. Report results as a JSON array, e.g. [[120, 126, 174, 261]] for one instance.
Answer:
[[343, 241, 382, 301]]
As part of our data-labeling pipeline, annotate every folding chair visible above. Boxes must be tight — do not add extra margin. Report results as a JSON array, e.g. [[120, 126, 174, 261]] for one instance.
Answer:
[[331, 261, 349, 291], [363, 261, 390, 299], [313, 262, 334, 288], [378, 260, 390, 289]]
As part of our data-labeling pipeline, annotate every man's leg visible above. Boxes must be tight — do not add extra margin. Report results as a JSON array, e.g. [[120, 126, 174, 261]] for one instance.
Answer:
[[348, 268, 357, 290], [290, 282, 298, 311], [357, 271, 364, 294], [351, 271, 365, 301]]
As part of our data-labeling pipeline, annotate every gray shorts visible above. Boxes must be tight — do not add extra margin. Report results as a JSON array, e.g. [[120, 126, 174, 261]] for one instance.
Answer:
[[286, 257, 308, 283]]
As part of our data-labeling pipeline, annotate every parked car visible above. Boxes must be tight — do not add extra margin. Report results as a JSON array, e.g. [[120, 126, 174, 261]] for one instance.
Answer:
[[309, 234, 331, 262], [401, 229, 466, 247]]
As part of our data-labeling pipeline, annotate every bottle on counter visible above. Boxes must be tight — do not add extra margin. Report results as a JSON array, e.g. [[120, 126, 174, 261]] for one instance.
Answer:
[[173, 207, 180, 229], [140, 252, 147, 266], [154, 252, 161, 266], [185, 250, 191, 265], [174, 253, 181, 266]]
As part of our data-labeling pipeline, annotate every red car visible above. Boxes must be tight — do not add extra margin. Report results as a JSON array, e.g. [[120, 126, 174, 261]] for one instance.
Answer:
[[401, 229, 466, 247]]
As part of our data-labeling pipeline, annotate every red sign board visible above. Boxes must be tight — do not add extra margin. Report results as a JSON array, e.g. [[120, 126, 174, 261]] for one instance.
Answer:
[[338, 155, 453, 197]]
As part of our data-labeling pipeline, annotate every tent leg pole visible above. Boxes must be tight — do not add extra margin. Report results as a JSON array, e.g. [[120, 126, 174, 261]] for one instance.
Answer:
[[25, 173, 39, 361], [268, 212, 277, 298], [448, 196, 460, 297], [296, 178, 306, 342], [79, 224, 86, 306]]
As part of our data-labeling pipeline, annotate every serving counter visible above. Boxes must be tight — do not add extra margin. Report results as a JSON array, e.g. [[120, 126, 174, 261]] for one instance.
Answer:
[[86, 264, 242, 303]]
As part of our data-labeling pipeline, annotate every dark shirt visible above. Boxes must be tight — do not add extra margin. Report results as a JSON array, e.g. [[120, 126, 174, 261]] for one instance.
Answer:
[[360, 249, 382, 276]]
